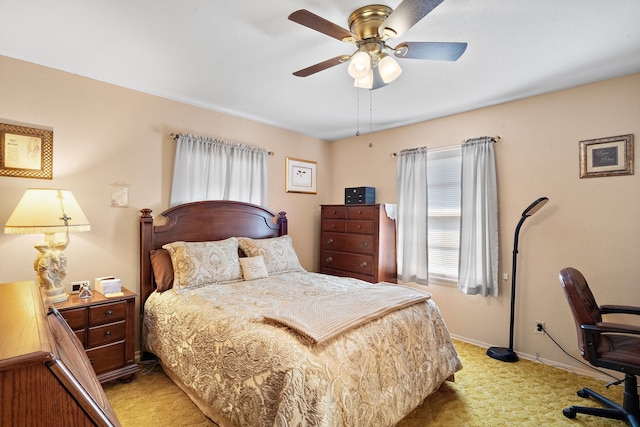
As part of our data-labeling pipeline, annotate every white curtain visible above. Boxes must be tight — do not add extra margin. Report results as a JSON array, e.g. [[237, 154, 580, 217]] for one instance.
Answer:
[[458, 137, 498, 296], [396, 147, 429, 284], [170, 134, 267, 207]]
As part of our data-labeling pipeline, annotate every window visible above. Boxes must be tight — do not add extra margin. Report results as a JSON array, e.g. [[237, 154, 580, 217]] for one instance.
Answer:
[[427, 146, 461, 285]]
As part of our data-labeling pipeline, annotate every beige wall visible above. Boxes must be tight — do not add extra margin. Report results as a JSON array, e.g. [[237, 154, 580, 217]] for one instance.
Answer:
[[331, 73, 640, 374], [0, 55, 330, 314], [1, 54, 639, 376]]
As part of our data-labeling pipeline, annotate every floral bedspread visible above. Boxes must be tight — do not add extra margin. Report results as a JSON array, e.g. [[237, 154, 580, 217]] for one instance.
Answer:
[[143, 272, 462, 427]]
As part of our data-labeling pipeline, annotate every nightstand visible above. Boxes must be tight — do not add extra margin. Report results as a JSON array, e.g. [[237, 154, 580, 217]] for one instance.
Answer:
[[53, 286, 139, 383]]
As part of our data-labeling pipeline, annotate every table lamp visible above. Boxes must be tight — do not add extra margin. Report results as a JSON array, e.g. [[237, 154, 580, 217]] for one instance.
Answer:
[[4, 188, 90, 303]]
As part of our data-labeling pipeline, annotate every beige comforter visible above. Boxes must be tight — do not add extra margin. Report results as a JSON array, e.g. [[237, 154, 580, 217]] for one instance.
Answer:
[[143, 272, 462, 427]]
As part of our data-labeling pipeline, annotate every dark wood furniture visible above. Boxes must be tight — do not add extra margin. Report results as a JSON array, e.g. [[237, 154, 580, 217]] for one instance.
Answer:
[[0, 281, 120, 426], [139, 200, 288, 308], [54, 288, 138, 384], [320, 204, 396, 283]]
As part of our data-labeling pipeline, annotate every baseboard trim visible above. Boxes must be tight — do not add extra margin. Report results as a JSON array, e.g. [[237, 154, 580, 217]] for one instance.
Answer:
[[449, 334, 618, 383]]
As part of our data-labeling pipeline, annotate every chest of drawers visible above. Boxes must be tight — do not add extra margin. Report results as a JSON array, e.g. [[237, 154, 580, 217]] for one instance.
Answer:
[[54, 287, 138, 383], [320, 204, 396, 283]]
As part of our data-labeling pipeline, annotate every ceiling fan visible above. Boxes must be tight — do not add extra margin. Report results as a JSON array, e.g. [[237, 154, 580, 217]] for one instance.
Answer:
[[288, 0, 467, 90]]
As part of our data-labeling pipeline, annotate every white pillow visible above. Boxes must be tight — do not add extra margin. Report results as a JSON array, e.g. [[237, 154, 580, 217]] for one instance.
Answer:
[[239, 256, 269, 281], [237, 235, 305, 275], [163, 237, 242, 290]]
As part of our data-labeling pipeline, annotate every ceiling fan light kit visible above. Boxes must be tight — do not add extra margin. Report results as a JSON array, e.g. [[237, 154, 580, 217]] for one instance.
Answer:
[[288, 0, 467, 90]]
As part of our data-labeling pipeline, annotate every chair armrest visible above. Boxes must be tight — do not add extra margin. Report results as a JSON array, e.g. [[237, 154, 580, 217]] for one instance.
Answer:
[[583, 322, 640, 336], [600, 305, 640, 316]]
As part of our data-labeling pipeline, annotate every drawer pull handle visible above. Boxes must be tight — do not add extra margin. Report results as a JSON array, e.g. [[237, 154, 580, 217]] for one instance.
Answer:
[[326, 257, 333, 264], [327, 238, 333, 245], [357, 225, 362, 229], [360, 262, 368, 268], [331, 210, 337, 215], [89, 359, 94, 365], [361, 241, 368, 247], [104, 330, 112, 337], [106, 309, 113, 317], [331, 224, 335, 228]]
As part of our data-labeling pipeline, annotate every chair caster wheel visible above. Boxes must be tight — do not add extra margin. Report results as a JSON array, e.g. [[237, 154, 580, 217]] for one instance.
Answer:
[[563, 407, 577, 419], [577, 389, 589, 398]]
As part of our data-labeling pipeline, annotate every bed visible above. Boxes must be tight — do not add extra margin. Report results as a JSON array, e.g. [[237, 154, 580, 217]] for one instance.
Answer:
[[139, 200, 462, 427]]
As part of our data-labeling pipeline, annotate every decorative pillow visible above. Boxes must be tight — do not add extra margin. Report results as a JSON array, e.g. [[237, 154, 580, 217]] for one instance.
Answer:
[[163, 237, 243, 290], [237, 235, 305, 275], [239, 256, 269, 281], [150, 248, 174, 292]]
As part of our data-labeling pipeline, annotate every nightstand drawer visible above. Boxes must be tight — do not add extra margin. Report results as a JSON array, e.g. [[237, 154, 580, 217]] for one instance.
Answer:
[[61, 308, 86, 330], [88, 320, 126, 347], [87, 341, 125, 374], [89, 301, 126, 326]]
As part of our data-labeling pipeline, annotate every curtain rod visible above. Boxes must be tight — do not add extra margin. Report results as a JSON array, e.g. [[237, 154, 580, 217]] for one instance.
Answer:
[[390, 135, 501, 157], [170, 132, 274, 156]]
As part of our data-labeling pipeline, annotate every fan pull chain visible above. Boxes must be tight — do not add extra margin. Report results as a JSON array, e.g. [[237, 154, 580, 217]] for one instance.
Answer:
[[369, 90, 373, 148], [355, 89, 360, 136]]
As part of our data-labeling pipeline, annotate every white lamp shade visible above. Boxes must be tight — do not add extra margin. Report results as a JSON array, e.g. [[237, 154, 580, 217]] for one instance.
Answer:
[[348, 51, 372, 79], [4, 188, 90, 235], [378, 54, 402, 83], [353, 69, 374, 89]]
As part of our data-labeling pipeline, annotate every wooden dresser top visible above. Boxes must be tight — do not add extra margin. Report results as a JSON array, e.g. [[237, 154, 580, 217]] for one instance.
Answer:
[[0, 281, 54, 369]]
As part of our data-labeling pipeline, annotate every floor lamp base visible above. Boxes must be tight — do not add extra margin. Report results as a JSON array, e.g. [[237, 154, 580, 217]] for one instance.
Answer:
[[487, 346, 519, 362]]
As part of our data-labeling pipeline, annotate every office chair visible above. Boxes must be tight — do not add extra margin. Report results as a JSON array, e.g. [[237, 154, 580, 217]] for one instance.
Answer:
[[559, 267, 640, 426]]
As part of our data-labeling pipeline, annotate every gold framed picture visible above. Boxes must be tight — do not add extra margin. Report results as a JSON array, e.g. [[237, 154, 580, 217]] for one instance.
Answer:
[[0, 122, 53, 179], [579, 134, 633, 178], [285, 157, 317, 194]]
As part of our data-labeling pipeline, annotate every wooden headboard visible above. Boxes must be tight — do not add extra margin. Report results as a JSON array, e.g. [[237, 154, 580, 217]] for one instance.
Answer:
[[139, 200, 288, 306]]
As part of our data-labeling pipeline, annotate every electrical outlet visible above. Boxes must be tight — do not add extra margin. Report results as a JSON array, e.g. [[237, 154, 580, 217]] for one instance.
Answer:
[[535, 321, 545, 335], [71, 280, 91, 294]]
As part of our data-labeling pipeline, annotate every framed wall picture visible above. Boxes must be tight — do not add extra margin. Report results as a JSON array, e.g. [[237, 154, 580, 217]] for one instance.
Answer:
[[285, 157, 317, 194], [0, 122, 53, 179], [579, 134, 634, 178]]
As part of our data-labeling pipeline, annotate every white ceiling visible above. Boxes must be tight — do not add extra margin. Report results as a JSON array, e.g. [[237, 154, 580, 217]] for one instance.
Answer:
[[1, 0, 640, 141]]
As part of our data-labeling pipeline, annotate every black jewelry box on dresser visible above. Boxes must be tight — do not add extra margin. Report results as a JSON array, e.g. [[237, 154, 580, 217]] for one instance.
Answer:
[[344, 187, 375, 204]]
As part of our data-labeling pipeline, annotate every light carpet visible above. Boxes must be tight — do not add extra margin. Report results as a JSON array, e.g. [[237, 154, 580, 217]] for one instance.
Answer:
[[104, 340, 626, 426]]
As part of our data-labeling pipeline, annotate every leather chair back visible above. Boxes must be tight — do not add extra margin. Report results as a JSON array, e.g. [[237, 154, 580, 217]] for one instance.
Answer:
[[559, 267, 602, 361]]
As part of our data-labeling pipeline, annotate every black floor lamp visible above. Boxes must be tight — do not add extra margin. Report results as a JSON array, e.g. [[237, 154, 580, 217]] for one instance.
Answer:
[[487, 196, 549, 362]]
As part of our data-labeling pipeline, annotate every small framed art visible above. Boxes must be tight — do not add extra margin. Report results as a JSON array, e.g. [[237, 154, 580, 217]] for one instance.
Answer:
[[285, 157, 317, 194], [579, 134, 633, 178], [0, 122, 53, 179]]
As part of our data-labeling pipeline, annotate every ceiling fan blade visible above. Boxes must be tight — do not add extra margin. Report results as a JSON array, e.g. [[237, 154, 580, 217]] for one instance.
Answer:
[[293, 55, 349, 77], [394, 42, 467, 61], [379, 0, 445, 39], [288, 10, 356, 42]]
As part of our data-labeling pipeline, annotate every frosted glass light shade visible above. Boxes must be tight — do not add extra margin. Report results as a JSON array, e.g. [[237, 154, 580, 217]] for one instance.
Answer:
[[5, 188, 90, 234], [353, 69, 374, 89], [348, 51, 372, 79], [378, 54, 402, 83]]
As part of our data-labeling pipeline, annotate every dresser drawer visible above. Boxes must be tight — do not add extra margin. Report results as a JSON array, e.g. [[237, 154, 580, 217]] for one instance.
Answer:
[[347, 206, 376, 220], [88, 320, 126, 348], [322, 206, 346, 219], [346, 220, 375, 234], [87, 341, 126, 375], [61, 307, 86, 330], [322, 233, 375, 254], [320, 251, 374, 275], [322, 219, 346, 233], [89, 301, 126, 326]]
